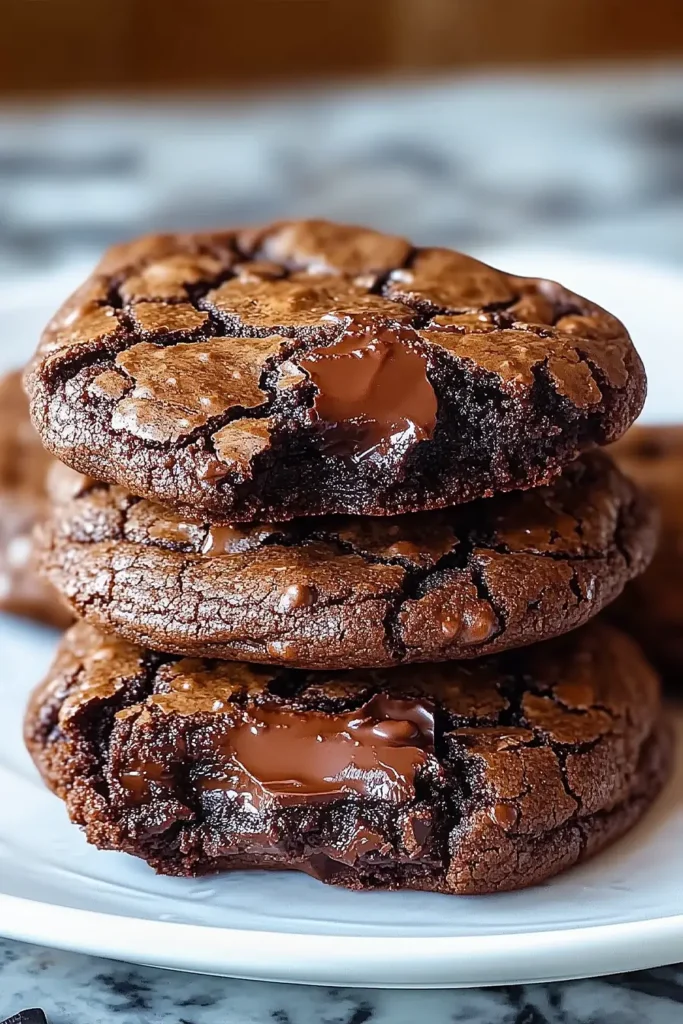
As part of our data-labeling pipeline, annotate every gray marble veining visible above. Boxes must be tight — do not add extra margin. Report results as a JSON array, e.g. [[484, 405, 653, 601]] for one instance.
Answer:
[[2, 939, 683, 1024], [1, 66, 683, 277]]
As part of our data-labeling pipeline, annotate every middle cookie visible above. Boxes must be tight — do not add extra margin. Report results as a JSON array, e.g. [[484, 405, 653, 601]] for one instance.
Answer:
[[38, 452, 655, 670]]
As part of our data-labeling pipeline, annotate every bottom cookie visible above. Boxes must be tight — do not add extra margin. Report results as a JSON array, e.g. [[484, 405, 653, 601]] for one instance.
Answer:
[[25, 621, 670, 895]]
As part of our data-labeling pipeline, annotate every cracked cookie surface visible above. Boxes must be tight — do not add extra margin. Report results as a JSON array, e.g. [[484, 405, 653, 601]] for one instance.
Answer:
[[25, 219, 646, 521], [25, 620, 670, 894], [38, 452, 656, 669], [610, 425, 683, 681], [0, 370, 71, 627]]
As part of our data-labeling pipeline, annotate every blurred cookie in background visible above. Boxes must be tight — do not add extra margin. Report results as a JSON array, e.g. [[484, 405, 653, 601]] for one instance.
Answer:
[[0, 370, 71, 627], [611, 425, 683, 682]]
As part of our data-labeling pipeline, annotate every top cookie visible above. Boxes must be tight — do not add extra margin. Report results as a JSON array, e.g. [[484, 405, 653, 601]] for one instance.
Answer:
[[26, 220, 645, 521]]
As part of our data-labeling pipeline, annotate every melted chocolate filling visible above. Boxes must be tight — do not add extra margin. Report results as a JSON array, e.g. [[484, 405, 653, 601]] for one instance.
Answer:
[[300, 316, 438, 462]]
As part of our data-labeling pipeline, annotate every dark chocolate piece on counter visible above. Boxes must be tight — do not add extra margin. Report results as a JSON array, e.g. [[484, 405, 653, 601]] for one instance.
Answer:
[[1, 1012, 49, 1024], [26, 219, 645, 522], [25, 620, 671, 895]]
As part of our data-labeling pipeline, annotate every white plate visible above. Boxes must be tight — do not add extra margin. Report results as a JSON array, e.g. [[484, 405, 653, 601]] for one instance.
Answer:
[[0, 252, 682, 988]]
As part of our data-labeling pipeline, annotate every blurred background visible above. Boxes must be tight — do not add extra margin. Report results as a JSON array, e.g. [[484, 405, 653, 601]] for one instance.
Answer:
[[1, 0, 683, 277]]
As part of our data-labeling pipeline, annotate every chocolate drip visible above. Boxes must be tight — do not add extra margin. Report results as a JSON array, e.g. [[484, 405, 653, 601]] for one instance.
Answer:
[[222, 693, 435, 805], [119, 694, 435, 808], [300, 316, 438, 462]]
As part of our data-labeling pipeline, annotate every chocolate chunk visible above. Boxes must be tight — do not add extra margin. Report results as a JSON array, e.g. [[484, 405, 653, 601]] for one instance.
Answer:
[[300, 317, 437, 462], [179, 694, 435, 807]]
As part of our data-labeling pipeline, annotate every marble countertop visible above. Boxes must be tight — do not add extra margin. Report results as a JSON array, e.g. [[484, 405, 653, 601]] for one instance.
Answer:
[[3, 938, 683, 1024], [2, 66, 683, 1020], [2, 65, 683, 278]]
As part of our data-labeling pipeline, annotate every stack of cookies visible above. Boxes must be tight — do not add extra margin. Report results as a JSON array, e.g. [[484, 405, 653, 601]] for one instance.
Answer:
[[23, 220, 671, 895]]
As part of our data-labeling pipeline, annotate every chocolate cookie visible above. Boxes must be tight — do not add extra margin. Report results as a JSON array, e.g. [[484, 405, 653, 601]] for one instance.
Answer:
[[26, 220, 645, 521], [25, 620, 670, 894], [0, 370, 71, 627], [611, 425, 683, 680], [37, 452, 655, 669]]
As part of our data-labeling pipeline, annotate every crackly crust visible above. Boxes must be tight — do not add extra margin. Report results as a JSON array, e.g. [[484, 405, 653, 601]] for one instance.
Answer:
[[0, 370, 71, 627], [25, 219, 646, 522], [25, 620, 670, 894], [37, 452, 656, 669], [610, 425, 683, 680]]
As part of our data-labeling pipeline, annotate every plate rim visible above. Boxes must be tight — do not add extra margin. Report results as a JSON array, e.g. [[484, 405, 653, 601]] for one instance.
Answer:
[[2, 888, 683, 987]]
